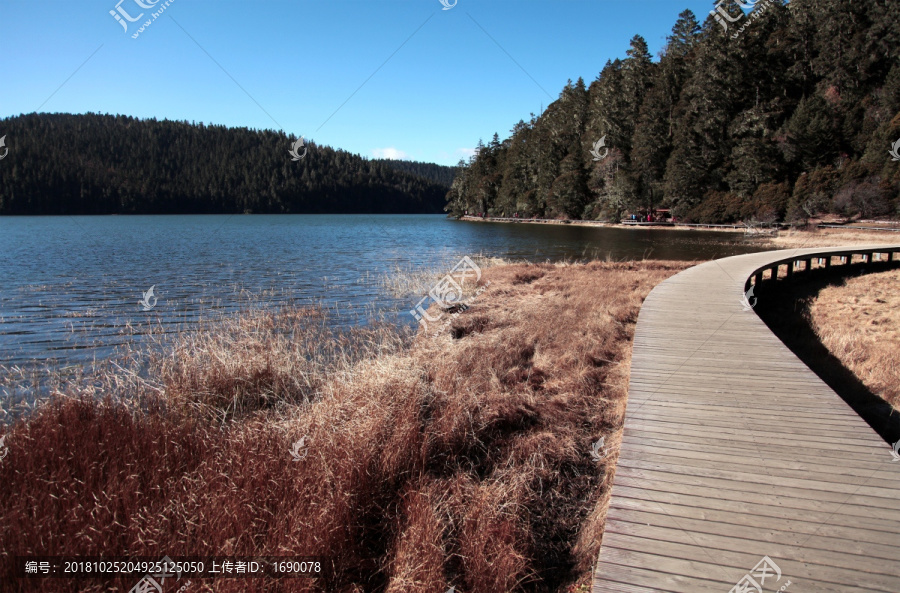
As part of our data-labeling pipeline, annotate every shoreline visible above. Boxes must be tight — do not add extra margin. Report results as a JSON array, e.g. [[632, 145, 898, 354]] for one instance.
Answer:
[[456, 216, 900, 247], [458, 215, 747, 232], [457, 215, 900, 233]]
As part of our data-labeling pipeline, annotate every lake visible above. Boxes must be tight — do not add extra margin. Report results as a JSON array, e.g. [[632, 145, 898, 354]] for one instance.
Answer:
[[0, 214, 769, 368]]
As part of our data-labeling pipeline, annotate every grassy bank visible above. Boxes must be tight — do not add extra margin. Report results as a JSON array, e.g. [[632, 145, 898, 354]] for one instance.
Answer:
[[807, 269, 900, 411], [0, 260, 687, 593], [758, 227, 900, 249]]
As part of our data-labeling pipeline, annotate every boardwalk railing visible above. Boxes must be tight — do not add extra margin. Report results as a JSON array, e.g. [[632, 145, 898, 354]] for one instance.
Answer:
[[817, 224, 900, 232], [592, 244, 900, 593], [745, 248, 900, 292]]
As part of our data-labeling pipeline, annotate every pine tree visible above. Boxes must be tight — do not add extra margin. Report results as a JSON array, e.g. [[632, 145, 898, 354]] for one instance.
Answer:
[[632, 11, 701, 207]]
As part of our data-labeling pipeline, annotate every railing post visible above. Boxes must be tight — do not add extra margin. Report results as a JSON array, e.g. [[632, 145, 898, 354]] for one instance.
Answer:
[[803, 258, 812, 271], [824, 256, 831, 269], [786, 261, 794, 277], [755, 271, 763, 286]]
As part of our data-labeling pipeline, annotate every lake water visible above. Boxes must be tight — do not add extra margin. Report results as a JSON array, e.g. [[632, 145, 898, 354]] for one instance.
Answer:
[[0, 214, 769, 368]]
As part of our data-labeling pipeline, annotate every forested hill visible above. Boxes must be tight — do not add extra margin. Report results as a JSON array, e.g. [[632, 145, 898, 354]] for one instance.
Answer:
[[374, 159, 456, 187], [446, 0, 900, 224], [0, 113, 450, 215]]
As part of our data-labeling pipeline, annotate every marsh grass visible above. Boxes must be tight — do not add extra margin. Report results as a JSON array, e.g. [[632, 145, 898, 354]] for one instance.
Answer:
[[0, 260, 687, 593], [378, 254, 509, 299], [758, 227, 900, 249]]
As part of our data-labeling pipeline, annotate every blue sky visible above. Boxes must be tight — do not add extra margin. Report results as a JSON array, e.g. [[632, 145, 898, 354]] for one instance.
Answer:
[[1, 0, 718, 166]]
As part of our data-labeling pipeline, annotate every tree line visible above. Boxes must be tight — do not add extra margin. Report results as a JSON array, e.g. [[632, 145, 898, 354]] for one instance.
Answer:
[[0, 113, 453, 215], [445, 0, 900, 224], [374, 158, 457, 187]]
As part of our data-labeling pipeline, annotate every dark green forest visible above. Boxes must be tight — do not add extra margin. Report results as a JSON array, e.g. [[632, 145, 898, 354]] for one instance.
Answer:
[[446, 0, 900, 224], [374, 158, 457, 187], [0, 113, 451, 215]]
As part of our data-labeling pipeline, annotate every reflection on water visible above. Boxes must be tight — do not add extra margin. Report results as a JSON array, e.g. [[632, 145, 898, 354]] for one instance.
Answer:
[[0, 214, 769, 368]]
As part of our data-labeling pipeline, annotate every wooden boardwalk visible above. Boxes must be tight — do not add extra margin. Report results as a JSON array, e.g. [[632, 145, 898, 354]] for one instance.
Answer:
[[593, 245, 900, 593]]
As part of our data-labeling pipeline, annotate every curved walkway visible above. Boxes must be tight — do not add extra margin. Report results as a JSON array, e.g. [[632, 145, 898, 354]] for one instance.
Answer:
[[593, 245, 900, 593]]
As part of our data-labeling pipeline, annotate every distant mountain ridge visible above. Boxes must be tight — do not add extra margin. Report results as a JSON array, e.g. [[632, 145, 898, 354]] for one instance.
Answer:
[[0, 113, 450, 215]]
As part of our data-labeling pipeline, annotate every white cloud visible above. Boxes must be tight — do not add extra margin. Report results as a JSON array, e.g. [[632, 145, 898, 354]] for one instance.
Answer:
[[456, 147, 478, 160], [372, 147, 410, 160]]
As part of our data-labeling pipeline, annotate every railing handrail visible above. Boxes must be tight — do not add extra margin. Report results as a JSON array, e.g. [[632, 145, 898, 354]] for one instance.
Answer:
[[744, 245, 900, 291]]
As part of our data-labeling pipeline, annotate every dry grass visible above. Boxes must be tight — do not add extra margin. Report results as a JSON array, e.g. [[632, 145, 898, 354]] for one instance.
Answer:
[[0, 260, 687, 593], [378, 255, 509, 298], [757, 227, 900, 249], [806, 269, 900, 411], [150, 307, 408, 421]]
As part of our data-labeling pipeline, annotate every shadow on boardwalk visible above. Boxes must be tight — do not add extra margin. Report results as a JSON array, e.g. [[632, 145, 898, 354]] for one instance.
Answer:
[[755, 260, 900, 444]]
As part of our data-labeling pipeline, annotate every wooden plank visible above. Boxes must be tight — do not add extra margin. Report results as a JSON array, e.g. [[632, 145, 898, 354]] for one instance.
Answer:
[[618, 428, 888, 464], [623, 412, 875, 439], [599, 538, 897, 592], [612, 465, 900, 510], [602, 520, 899, 585], [626, 397, 864, 418], [616, 456, 900, 494], [610, 474, 898, 521], [621, 422, 885, 454], [608, 496, 900, 546], [610, 485, 900, 534], [618, 442, 897, 480]]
